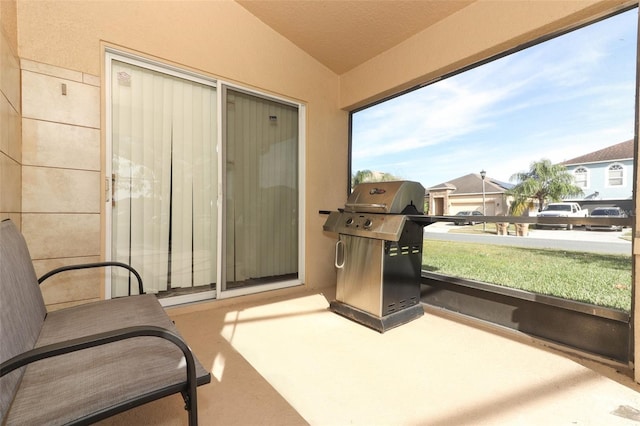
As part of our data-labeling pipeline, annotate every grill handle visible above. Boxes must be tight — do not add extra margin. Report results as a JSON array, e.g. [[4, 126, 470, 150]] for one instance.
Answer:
[[335, 240, 345, 269], [344, 203, 387, 211]]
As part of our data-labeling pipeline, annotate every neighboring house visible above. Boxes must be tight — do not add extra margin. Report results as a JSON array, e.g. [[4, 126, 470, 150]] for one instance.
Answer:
[[427, 173, 513, 216], [560, 139, 633, 201]]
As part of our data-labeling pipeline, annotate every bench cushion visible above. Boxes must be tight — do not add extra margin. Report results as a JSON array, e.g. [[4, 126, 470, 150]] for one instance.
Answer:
[[4, 294, 210, 425], [0, 220, 47, 419]]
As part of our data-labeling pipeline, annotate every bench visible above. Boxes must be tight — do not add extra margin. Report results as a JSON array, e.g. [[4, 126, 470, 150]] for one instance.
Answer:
[[0, 219, 211, 425]]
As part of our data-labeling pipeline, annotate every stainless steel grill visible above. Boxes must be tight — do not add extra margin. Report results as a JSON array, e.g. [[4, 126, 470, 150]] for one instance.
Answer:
[[323, 181, 426, 332]]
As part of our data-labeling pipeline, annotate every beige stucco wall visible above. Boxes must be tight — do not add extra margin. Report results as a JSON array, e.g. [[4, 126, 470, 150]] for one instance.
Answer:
[[0, 0, 17, 49], [14, 0, 345, 309]]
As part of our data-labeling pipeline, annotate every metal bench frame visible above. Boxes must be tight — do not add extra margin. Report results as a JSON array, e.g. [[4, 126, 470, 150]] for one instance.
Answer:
[[0, 219, 210, 425]]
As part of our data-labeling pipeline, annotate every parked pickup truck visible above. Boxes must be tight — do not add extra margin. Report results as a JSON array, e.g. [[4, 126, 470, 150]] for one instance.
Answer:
[[536, 202, 588, 230]]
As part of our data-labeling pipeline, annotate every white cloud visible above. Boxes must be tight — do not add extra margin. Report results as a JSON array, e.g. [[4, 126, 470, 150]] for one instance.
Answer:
[[353, 78, 519, 159], [352, 9, 637, 188]]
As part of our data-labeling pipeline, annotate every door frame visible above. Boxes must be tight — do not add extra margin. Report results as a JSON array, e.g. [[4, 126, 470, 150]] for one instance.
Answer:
[[104, 48, 306, 305]]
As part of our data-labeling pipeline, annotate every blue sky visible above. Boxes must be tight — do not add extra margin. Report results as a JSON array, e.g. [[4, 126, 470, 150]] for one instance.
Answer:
[[352, 9, 638, 188]]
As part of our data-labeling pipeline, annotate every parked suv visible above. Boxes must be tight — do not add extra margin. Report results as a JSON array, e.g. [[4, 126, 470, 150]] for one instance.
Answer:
[[586, 207, 626, 231]]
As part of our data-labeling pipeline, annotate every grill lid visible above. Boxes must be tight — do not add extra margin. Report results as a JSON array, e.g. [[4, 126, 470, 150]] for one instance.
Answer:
[[344, 181, 425, 214], [323, 181, 426, 241]]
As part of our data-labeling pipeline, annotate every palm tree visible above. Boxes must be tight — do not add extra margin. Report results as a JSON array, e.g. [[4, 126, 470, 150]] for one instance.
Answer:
[[507, 159, 583, 215], [351, 170, 375, 187]]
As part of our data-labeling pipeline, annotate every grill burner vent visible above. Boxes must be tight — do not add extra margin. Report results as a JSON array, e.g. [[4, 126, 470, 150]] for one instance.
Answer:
[[387, 296, 419, 313]]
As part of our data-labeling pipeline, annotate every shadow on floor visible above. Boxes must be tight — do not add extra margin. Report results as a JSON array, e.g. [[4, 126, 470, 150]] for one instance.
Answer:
[[99, 287, 640, 426]]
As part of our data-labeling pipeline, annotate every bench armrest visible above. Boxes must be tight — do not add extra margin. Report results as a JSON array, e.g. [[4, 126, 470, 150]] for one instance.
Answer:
[[1, 325, 199, 425], [38, 261, 144, 295]]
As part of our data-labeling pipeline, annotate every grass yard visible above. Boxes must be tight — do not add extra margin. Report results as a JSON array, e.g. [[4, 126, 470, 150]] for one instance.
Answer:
[[423, 239, 632, 312]]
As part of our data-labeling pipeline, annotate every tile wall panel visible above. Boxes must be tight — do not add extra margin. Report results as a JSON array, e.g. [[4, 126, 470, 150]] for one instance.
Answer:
[[21, 58, 83, 82], [22, 213, 101, 259], [0, 92, 20, 161], [19, 61, 102, 307], [22, 166, 100, 213], [22, 70, 99, 128], [34, 256, 102, 307], [83, 73, 100, 87], [22, 118, 100, 170], [0, 151, 19, 214], [2, 212, 20, 227], [0, 94, 8, 155]]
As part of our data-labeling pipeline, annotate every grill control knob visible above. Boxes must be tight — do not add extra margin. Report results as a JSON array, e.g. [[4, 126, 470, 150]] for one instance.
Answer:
[[363, 219, 373, 229], [345, 217, 354, 226]]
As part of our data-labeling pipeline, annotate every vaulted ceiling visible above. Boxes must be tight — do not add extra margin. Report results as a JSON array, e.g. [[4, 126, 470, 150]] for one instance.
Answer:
[[236, 1, 476, 74]]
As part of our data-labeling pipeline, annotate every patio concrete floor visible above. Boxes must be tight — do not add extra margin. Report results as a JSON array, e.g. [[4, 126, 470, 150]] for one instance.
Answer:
[[99, 286, 640, 425]]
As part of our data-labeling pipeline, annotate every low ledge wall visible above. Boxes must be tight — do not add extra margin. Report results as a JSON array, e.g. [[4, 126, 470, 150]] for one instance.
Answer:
[[421, 271, 630, 364]]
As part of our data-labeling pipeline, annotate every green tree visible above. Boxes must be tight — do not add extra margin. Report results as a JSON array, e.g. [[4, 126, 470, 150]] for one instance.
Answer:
[[351, 170, 400, 188], [351, 170, 374, 187], [507, 159, 583, 215]]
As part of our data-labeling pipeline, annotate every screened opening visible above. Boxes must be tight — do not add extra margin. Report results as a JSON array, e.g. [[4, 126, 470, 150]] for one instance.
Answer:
[[350, 8, 636, 313]]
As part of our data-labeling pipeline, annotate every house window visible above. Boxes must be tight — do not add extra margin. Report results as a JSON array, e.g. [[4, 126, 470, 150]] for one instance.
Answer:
[[608, 163, 624, 186], [573, 167, 588, 188]]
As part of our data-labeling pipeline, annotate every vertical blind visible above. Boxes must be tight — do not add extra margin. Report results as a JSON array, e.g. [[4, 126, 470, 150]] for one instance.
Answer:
[[111, 60, 217, 296], [225, 89, 298, 286]]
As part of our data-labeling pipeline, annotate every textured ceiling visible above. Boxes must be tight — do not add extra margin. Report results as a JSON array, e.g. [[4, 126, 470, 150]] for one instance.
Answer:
[[236, 0, 476, 74]]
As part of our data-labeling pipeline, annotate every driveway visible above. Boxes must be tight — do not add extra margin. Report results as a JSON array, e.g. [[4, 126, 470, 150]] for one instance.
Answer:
[[423, 222, 631, 255]]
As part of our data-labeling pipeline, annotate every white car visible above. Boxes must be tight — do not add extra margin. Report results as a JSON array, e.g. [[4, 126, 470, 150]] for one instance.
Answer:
[[537, 202, 588, 230]]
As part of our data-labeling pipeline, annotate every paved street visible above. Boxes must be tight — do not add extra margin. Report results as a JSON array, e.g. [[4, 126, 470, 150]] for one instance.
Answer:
[[423, 221, 632, 255]]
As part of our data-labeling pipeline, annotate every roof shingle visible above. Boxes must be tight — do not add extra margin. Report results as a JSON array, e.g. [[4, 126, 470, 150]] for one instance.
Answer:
[[561, 139, 633, 166], [428, 173, 512, 194]]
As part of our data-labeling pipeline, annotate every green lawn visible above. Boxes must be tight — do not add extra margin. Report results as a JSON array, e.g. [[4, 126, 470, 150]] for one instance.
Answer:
[[422, 239, 632, 312]]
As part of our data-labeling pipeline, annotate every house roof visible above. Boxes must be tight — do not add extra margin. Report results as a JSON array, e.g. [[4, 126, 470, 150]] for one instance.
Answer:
[[560, 139, 634, 166], [428, 173, 513, 195]]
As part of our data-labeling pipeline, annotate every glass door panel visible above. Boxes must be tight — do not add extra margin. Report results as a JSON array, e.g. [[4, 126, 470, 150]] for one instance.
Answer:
[[224, 88, 299, 290], [110, 59, 217, 300]]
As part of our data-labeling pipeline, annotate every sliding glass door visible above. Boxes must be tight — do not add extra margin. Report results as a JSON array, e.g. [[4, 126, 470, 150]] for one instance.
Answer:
[[107, 51, 304, 304]]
